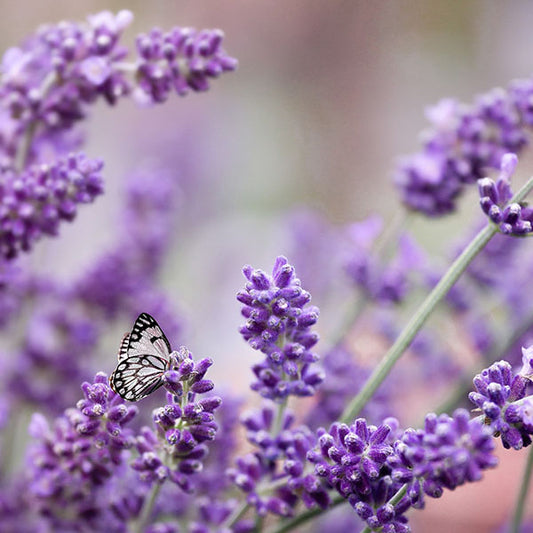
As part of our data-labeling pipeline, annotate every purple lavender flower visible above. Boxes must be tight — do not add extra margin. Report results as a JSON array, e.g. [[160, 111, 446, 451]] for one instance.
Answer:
[[26, 372, 137, 529], [0, 152, 103, 259], [237, 256, 323, 400], [390, 409, 497, 509], [0, 261, 41, 328], [7, 302, 100, 412], [134, 27, 238, 104], [228, 402, 330, 518], [309, 417, 409, 532], [132, 347, 221, 493], [469, 357, 532, 449], [73, 166, 183, 335], [193, 392, 243, 496], [344, 216, 425, 305], [394, 77, 533, 215], [477, 153, 533, 235], [0, 11, 133, 163]]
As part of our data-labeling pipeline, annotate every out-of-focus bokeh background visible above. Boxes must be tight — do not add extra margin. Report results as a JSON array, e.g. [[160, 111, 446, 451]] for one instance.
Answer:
[[2, 1, 533, 531]]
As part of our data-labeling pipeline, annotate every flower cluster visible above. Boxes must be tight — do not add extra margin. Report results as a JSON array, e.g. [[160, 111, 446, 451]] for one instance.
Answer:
[[135, 27, 238, 103], [228, 402, 330, 518], [394, 76, 533, 215], [469, 354, 533, 449], [0, 152, 103, 259], [237, 256, 323, 400], [344, 216, 425, 305], [26, 372, 138, 528], [0, 10, 133, 163], [309, 417, 409, 532], [0, 10, 237, 262], [390, 410, 498, 507], [478, 152, 533, 235], [7, 302, 100, 411], [132, 347, 220, 493]]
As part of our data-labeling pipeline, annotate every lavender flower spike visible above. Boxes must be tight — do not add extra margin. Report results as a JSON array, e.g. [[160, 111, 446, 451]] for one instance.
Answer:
[[387, 409, 497, 520], [134, 27, 238, 104], [394, 74, 533, 216], [0, 152, 104, 259], [237, 256, 324, 400], [132, 347, 221, 493], [26, 372, 137, 528], [469, 357, 532, 449], [477, 153, 533, 235]]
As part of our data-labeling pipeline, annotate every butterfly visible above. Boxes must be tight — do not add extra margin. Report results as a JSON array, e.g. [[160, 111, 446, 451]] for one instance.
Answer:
[[109, 312, 173, 402]]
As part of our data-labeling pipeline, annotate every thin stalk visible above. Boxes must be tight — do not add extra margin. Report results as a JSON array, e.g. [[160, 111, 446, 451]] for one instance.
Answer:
[[360, 484, 408, 533], [14, 71, 58, 172], [340, 175, 533, 424], [327, 292, 369, 349], [222, 502, 251, 529], [510, 444, 533, 533], [273, 397, 288, 436], [268, 495, 346, 533], [131, 482, 162, 533], [327, 209, 411, 350]]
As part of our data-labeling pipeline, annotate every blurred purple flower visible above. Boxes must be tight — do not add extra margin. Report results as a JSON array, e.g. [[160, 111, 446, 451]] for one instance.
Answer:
[[134, 27, 238, 104], [394, 77, 533, 215], [229, 402, 330, 518], [0, 11, 133, 164], [26, 372, 138, 529], [344, 216, 425, 305], [477, 153, 533, 235], [0, 152, 103, 260]]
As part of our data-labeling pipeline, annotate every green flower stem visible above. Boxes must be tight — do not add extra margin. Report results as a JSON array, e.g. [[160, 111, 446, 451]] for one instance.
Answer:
[[15, 71, 58, 171], [327, 291, 369, 349], [131, 482, 162, 533], [340, 175, 533, 424], [268, 495, 346, 533], [222, 502, 251, 529], [511, 444, 533, 533], [327, 209, 411, 350], [360, 483, 409, 533], [273, 397, 289, 435]]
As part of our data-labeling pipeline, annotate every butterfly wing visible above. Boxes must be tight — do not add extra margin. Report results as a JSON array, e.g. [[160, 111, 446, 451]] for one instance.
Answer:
[[117, 332, 131, 361], [110, 313, 173, 402], [110, 353, 169, 401], [125, 313, 172, 360]]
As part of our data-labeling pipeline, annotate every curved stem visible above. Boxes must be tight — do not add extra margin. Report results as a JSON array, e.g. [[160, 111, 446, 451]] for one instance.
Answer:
[[326, 209, 410, 351], [360, 483, 408, 533], [327, 292, 369, 350], [340, 223, 497, 423], [14, 71, 58, 172], [131, 482, 162, 533], [510, 444, 533, 533], [222, 502, 251, 529], [340, 173, 533, 424]]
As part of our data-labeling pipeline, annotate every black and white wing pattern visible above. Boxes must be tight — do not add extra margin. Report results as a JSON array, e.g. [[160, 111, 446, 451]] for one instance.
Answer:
[[110, 313, 172, 402]]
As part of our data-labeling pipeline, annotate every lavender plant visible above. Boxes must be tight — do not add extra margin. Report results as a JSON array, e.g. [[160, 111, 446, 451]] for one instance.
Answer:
[[2, 8, 533, 533]]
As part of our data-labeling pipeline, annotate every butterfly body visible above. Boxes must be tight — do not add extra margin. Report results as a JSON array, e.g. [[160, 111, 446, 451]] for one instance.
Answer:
[[110, 313, 174, 402]]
